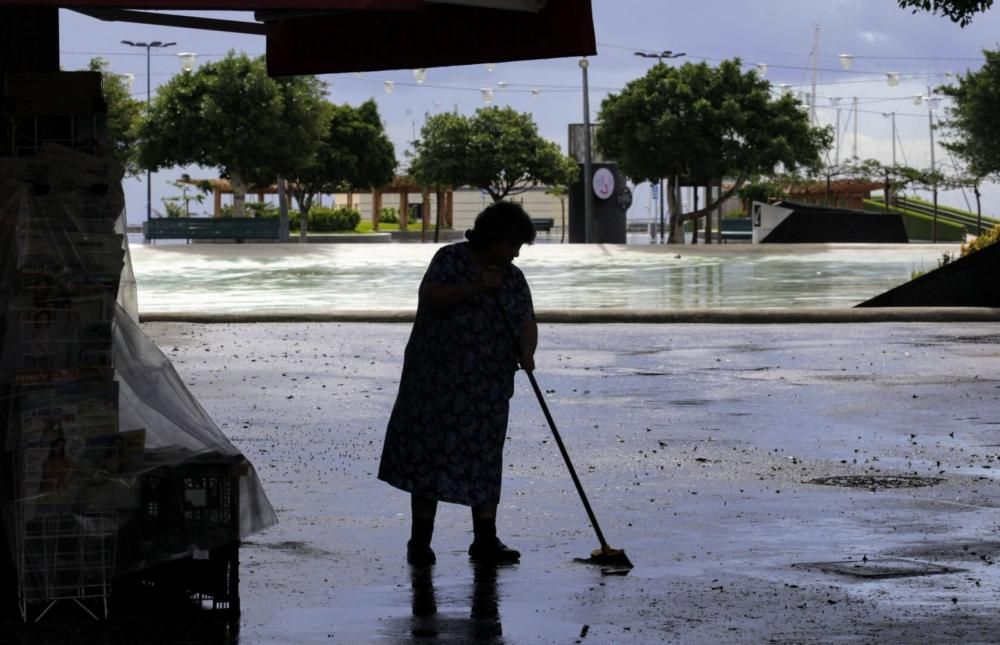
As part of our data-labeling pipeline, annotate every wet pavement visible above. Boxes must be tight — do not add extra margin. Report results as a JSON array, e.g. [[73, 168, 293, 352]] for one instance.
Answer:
[[7, 321, 1000, 643]]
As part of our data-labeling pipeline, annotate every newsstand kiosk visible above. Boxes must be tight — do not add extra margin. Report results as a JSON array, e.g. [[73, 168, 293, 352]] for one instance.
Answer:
[[0, 68, 275, 623]]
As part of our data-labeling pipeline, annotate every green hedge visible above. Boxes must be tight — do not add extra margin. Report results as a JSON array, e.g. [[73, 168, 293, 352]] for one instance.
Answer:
[[220, 202, 281, 218], [378, 207, 399, 224], [306, 206, 361, 232], [897, 196, 1000, 234], [239, 204, 362, 232], [862, 200, 965, 242], [902, 196, 998, 222]]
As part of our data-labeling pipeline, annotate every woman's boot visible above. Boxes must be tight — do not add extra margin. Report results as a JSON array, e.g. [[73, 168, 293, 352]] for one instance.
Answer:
[[408, 517, 436, 565], [469, 515, 519, 564]]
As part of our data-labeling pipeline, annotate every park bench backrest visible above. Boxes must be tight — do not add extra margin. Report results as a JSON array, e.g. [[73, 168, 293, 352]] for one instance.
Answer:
[[147, 217, 280, 240]]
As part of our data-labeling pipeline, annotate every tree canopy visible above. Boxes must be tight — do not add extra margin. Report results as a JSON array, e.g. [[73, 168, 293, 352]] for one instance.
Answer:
[[87, 58, 144, 177], [409, 106, 578, 202], [939, 48, 1000, 179], [288, 99, 396, 218], [896, 0, 992, 25], [137, 52, 328, 216], [596, 58, 831, 232]]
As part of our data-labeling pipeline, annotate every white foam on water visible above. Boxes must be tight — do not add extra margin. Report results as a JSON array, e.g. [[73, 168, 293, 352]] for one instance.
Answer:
[[129, 242, 958, 314]]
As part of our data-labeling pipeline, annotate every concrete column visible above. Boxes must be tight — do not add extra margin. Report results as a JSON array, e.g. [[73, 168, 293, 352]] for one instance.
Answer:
[[399, 191, 409, 231]]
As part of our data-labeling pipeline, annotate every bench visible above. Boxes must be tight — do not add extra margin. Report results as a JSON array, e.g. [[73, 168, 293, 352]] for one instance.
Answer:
[[144, 217, 281, 242], [720, 217, 752, 242], [531, 218, 555, 233]]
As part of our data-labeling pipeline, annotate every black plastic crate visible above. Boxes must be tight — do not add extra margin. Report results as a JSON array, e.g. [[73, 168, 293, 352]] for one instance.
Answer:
[[125, 458, 243, 613]]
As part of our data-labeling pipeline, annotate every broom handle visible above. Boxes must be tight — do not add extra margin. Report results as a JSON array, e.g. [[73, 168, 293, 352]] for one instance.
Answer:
[[494, 294, 611, 551]]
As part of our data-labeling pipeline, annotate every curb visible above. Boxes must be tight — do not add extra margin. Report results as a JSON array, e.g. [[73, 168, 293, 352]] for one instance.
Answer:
[[138, 307, 1000, 324]]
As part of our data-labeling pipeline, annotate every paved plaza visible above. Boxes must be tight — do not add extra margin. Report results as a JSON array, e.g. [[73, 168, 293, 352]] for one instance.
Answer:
[[126, 320, 1000, 643]]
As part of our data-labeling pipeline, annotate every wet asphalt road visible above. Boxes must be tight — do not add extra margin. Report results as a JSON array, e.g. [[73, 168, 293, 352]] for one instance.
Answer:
[[7, 321, 1000, 643]]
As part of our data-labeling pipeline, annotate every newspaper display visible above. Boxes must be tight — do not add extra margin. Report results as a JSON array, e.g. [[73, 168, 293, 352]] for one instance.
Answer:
[[2, 72, 277, 620], [0, 144, 136, 613]]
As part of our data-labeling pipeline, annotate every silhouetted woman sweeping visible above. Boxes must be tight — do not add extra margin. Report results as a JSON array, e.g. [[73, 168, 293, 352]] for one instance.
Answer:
[[378, 201, 538, 566]]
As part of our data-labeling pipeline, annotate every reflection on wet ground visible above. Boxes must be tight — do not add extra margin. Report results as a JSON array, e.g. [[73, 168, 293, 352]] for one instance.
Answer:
[[396, 565, 503, 643], [129, 243, 958, 314], [255, 557, 586, 644]]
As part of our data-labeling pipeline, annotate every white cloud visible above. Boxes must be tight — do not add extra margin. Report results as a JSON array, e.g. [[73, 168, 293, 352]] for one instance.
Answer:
[[857, 30, 889, 44]]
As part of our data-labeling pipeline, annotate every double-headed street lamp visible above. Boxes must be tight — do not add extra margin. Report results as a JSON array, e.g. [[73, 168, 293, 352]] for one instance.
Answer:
[[121, 39, 175, 237], [634, 50, 686, 63]]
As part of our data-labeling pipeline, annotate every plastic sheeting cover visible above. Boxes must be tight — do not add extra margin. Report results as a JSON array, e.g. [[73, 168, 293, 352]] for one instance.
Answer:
[[1, 145, 276, 588]]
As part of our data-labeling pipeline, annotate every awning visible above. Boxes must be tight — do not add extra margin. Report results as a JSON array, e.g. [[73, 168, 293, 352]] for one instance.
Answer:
[[2, 1, 595, 76], [264, 0, 595, 76]]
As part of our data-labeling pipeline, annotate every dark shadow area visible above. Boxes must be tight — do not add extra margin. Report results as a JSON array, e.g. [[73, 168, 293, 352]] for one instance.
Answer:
[[0, 590, 240, 645], [0, 549, 240, 644], [858, 242, 1000, 307], [764, 202, 908, 243]]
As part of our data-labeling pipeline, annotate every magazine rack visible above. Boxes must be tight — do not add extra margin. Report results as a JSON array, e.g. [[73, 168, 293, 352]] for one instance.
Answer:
[[1, 71, 277, 623], [0, 71, 124, 622], [16, 509, 117, 621]]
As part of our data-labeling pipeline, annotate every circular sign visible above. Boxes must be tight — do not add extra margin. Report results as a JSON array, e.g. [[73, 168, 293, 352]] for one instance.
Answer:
[[592, 168, 615, 200], [616, 186, 633, 211]]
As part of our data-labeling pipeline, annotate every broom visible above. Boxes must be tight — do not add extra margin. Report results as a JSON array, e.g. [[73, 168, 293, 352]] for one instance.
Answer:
[[495, 294, 633, 570]]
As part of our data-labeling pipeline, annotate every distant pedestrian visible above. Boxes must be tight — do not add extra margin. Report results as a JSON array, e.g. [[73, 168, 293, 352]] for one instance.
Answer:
[[378, 201, 538, 566]]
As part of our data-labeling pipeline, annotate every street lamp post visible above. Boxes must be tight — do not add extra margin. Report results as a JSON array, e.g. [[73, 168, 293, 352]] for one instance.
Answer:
[[882, 111, 897, 213], [634, 50, 685, 243], [925, 88, 943, 243], [882, 112, 897, 168], [121, 39, 175, 240], [829, 97, 842, 165], [579, 57, 594, 243]]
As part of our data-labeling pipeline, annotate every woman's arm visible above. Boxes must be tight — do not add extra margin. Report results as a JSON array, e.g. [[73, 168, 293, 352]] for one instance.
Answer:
[[518, 319, 538, 372]]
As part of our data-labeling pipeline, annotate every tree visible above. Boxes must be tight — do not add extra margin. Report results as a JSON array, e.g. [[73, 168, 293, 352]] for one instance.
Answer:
[[941, 164, 988, 235], [287, 99, 396, 233], [86, 58, 144, 177], [935, 50, 1000, 240], [162, 174, 211, 218], [138, 52, 328, 218], [737, 179, 786, 212], [939, 49, 1000, 180], [596, 59, 831, 242], [896, 0, 992, 25], [410, 106, 578, 202]]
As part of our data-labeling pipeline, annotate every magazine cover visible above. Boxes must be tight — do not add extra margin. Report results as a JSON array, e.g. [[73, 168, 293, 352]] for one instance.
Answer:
[[16, 379, 120, 515]]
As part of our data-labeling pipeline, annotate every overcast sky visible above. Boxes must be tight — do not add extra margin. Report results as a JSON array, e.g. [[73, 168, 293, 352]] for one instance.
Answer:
[[58, 1, 1000, 222]]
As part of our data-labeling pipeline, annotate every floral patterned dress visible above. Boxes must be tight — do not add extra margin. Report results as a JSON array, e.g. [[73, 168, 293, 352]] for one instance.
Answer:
[[378, 242, 535, 507]]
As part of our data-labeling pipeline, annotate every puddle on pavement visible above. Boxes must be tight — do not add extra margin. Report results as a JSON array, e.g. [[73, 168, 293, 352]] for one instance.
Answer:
[[242, 539, 331, 558], [805, 475, 945, 489], [793, 558, 966, 579], [888, 540, 1000, 563], [259, 564, 585, 644], [669, 399, 713, 406], [928, 334, 1000, 345]]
